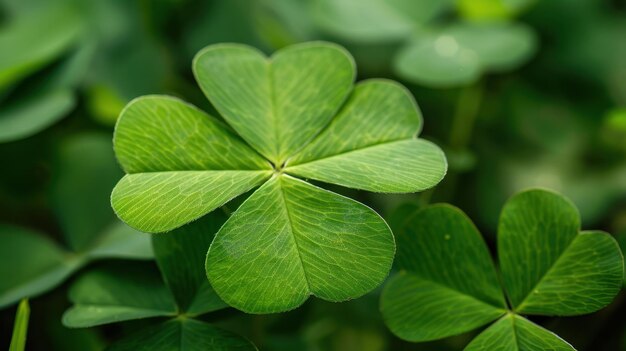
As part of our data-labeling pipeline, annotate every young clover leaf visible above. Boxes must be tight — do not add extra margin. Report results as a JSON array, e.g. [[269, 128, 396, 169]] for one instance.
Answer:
[[63, 212, 257, 351], [0, 134, 152, 309], [380, 189, 624, 350], [110, 41, 447, 314]]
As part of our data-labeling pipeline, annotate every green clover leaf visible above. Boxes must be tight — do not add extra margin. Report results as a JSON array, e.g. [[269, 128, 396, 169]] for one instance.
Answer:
[[381, 189, 623, 350], [111, 41, 447, 313], [0, 134, 152, 309], [63, 212, 256, 351], [311, 0, 537, 87], [395, 22, 537, 87]]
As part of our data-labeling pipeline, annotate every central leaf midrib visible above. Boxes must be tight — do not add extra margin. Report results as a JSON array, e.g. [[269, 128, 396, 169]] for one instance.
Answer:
[[276, 176, 312, 292], [268, 60, 282, 165], [403, 270, 506, 312], [285, 137, 414, 168], [124, 169, 272, 175], [510, 314, 521, 350]]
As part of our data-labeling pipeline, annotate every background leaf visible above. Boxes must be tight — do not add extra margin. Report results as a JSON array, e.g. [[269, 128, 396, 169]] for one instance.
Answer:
[[465, 314, 575, 351], [63, 263, 177, 328], [106, 318, 257, 351], [50, 133, 123, 251], [0, 5, 82, 90], [0, 225, 82, 308], [512, 230, 623, 315], [498, 190, 623, 315], [153, 212, 228, 315], [312, 0, 453, 43], [498, 189, 581, 309], [394, 34, 482, 87], [380, 205, 506, 342], [0, 89, 76, 143], [85, 222, 153, 260]]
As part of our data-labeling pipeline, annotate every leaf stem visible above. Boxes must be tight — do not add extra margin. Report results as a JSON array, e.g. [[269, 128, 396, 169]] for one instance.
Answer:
[[449, 82, 484, 150]]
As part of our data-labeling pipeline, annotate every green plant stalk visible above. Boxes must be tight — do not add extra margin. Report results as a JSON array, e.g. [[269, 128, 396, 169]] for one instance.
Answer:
[[9, 299, 30, 351]]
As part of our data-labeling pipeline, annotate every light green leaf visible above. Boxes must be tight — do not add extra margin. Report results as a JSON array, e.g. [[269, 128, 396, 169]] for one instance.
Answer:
[[498, 189, 623, 315], [206, 175, 394, 313], [9, 299, 29, 351], [114, 95, 269, 173], [111, 170, 271, 233], [465, 314, 575, 351], [192, 42, 354, 165], [313, 0, 452, 42], [457, 0, 536, 21], [63, 263, 177, 328], [395, 34, 482, 87], [0, 6, 82, 90], [286, 79, 446, 192], [51, 133, 123, 251], [0, 225, 82, 308], [380, 205, 506, 342], [286, 139, 446, 193], [288, 80, 422, 164], [394, 22, 536, 87], [153, 212, 228, 315], [106, 319, 257, 351], [86, 221, 153, 260], [0, 89, 76, 143], [446, 22, 537, 72]]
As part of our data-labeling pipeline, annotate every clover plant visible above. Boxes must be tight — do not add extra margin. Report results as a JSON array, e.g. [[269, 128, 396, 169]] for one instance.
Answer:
[[0, 6, 82, 143], [0, 134, 152, 308], [63, 212, 256, 350], [381, 189, 624, 350], [110, 41, 447, 314], [313, 0, 537, 87]]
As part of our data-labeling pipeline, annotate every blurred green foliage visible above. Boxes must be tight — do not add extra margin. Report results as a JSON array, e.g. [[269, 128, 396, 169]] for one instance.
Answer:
[[0, 0, 625, 350]]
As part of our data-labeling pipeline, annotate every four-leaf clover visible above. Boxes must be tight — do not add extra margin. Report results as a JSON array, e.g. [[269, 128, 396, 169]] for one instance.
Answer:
[[381, 189, 624, 350], [110, 41, 447, 313]]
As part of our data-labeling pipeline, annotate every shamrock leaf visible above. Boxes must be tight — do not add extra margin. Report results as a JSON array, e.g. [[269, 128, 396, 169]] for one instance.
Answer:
[[0, 134, 152, 308], [0, 6, 82, 143], [381, 189, 623, 349], [313, 0, 452, 43], [395, 22, 536, 87], [63, 212, 256, 351], [309, 0, 537, 87], [111, 42, 447, 313]]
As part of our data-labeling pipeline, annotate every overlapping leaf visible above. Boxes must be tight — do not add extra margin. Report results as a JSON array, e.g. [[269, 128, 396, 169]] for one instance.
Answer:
[[111, 42, 447, 313], [395, 22, 536, 87], [0, 134, 152, 309], [307, 0, 537, 87], [381, 189, 623, 349], [465, 314, 575, 351], [64, 212, 255, 350]]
